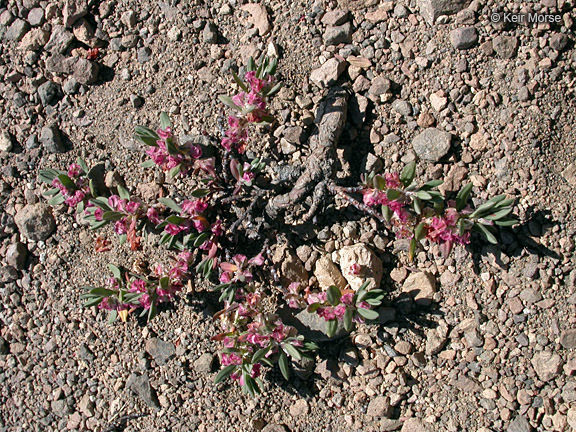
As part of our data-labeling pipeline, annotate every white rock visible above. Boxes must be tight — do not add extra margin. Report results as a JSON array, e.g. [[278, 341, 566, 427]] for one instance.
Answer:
[[314, 255, 347, 290], [0, 131, 13, 152], [402, 272, 436, 306], [339, 244, 383, 290], [310, 58, 346, 88]]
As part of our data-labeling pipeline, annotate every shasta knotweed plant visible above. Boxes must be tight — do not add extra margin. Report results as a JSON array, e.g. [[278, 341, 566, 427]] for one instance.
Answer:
[[38, 56, 518, 396]]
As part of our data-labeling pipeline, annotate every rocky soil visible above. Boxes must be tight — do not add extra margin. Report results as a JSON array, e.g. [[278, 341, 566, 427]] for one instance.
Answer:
[[1, 0, 576, 431]]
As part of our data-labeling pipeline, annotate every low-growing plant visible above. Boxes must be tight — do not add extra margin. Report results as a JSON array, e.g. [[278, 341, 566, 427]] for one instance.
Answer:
[[38, 56, 518, 395]]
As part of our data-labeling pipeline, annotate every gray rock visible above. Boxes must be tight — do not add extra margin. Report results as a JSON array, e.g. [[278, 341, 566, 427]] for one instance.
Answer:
[[321, 10, 349, 26], [126, 373, 160, 409], [324, 22, 352, 45], [560, 329, 576, 349], [15, 204, 56, 241], [137, 47, 152, 63], [193, 353, 214, 373], [426, 325, 448, 355], [261, 425, 288, 432], [62, 77, 80, 95], [493, 36, 518, 59], [5, 242, 27, 269], [278, 307, 348, 342], [203, 22, 218, 44], [145, 338, 175, 366], [450, 27, 478, 50], [412, 128, 451, 162], [283, 126, 304, 144], [51, 399, 72, 417], [78, 394, 95, 417], [0, 131, 13, 152], [401, 418, 431, 432], [418, 0, 470, 25], [26, 134, 39, 150], [531, 351, 563, 381], [0, 266, 18, 283], [63, 0, 88, 27], [392, 99, 412, 116], [72, 58, 99, 84], [38, 81, 61, 106], [46, 53, 71, 75], [18, 28, 49, 50], [40, 124, 65, 153], [292, 355, 315, 380], [507, 415, 533, 432], [550, 33, 569, 51], [310, 58, 346, 88], [28, 8, 45, 26], [6, 19, 29, 41], [130, 94, 144, 108], [45, 25, 74, 54], [369, 76, 391, 96], [367, 396, 392, 418]]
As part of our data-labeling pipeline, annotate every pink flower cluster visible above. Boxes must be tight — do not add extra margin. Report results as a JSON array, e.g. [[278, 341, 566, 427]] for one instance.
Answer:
[[426, 208, 470, 250], [93, 194, 142, 235], [51, 163, 89, 208], [146, 127, 202, 173], [219, 253, 264, 284], [221, 71, 274, 153]]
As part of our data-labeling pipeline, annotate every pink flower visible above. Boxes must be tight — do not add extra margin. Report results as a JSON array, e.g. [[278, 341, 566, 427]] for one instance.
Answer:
[[147, 207, 162, 224], [362, 189, 387, 207], [108, 195, 124, 212], [114, 219, 128, 235], [125, 201, 140, 214], [189, 144, 202, 159], [181, 200, 208, 215], [250, 363, 261, 378], [157, 127, 172, 140], [334, 304, 347, 318], [246, 333, 269, 348], [318, 307, 336, 321], [211, 220, 223, 236], [68, 163, 81, 178], [340, 293, 354, 305], [165, 223, 186, 236], [228, 115, 240, 128], [130, 279, 146, 293], [385, 172, 401, 189], [146, 147, 166, 166], [307, 291, 327, 305], [349, 263, 361, 275], [192, 217, 208, 232], [221, 353, 242, 366], [94, 208, 104, 221]]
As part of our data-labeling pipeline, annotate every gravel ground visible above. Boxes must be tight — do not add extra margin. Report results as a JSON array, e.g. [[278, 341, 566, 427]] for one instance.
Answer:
[[1, 0, 576, 431]]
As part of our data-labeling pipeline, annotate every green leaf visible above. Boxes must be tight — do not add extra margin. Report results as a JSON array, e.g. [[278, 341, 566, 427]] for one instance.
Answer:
[[400, 161, 416, 187], [147, 299, 158, 321], [90, 220, 108, 230], [158, 197, 182, 213], [191, 189, 210, 198], [282, 343, 302, 361], [108, 264, 122, 280], [485, 207, 513, 221], [494, 219, 518, 227], [414, 222, 426, 240], [87, 287, 117, 297], [193, 232, 209, 247], [57, 174, 76, 190], [326, 285, 341, 306], [168, 164, 181, 178], [413, 196, 422, 215], [215, 364, 237, 384], [415, 190, 432, 200], [470, 200, 498, 219], [373, 175, 386, 191], [38, 168, 62, 184], [108, 310, 118, 323], [343, 307, 353, 332], [357, 307, 379, 321], [326, 319, 338, 338], [409, 237, 417, 261], [456, 183, 473, 212], [382, 204, 392, 222], [141, 160, 156, 168], [117, 185, 130, 200], [160, 112, 172, 129], [231, 69, 249, 92], [422, 179, 443, 189], [278, 351, 290, 380], [386, 189, 401, 200], [165, 215, 187, 225], [77, 158, 89, 174], [101, 211, 124, 221], [83, 297, 103, 308], [494, 198, 515, 209], [264, 82, 282, 97], [165, 138, 180, 155], [134, 126, 159, 146], [48, 194, 66, 206], [475, 223, 498, 244], [219, 95, 241, 111], [252, 347, 269, 364]]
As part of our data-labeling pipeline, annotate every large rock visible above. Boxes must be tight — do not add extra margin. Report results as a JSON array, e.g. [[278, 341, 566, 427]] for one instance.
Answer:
[[367, 396, 392, 418], [493, 36, 518, 59], [45, 25, 74, 54], [6, 19, 30, 41], [272, 244, 308, 286], [0, 131, 13, 152], [531, 351, 563, 381], [63, 0, 88, 27], [240, 3, 271, 36], [18, 28, 49, 51], [15, 204, 56, 241], [314, 255, 347, 290], [126, 373, 160, 409], [418, 0, 470, 25], [450, 27, 478, 50], [507, 415, 533, 432], [72, 58, 99, 84], [402, 272, 436, 306], [560, 329, 576, 349], [145, 338, 175, 366], [324, 22, 352, 45], [412, 128, 451, 162], [40, 124, 65, 153], [339, 244, 383, 290], [278, 307, 347, 342], [310, 58, 346, 88]]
